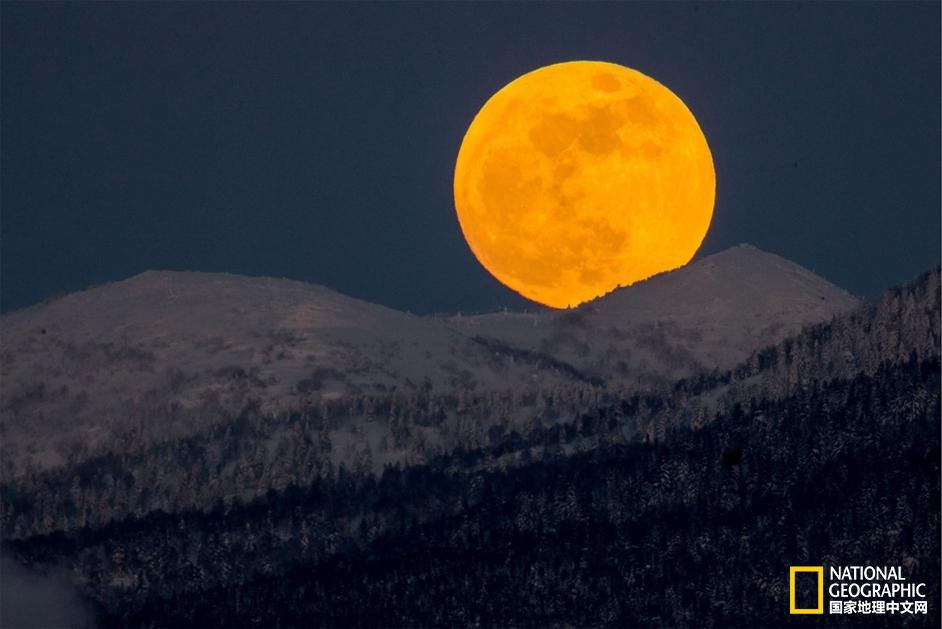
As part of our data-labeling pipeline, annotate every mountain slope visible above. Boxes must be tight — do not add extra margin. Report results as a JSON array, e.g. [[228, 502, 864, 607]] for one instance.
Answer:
[[450, 244, 859, 385], [0, 262, 937, 543], [0, 246, 858, 476], [5, 321, 939, 629], [0, 271, 579, 473]]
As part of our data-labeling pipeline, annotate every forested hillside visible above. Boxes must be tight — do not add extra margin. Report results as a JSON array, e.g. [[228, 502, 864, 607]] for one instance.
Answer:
[[0, 270, 935, 538], [5, 355, 939, 627], [0, 267, 937, 627]]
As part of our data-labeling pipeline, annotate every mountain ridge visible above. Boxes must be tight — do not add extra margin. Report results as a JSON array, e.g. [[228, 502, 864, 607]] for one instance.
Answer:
[[0, 244, 860, 475], [1, 263, 937, 538], [451, 243, 860, 384], [0, 258, 937, 544]]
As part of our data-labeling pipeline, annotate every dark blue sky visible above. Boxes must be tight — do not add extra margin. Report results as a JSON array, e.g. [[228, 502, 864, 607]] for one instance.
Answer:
[[2, 2, 939, 313]]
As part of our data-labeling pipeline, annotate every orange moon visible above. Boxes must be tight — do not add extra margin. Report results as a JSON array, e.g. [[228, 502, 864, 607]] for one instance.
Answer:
[[453, 61, 715, 308]]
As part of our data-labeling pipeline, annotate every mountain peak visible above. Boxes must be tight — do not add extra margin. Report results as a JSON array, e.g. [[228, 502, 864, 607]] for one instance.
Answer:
[[461, 243, 862, 382], [592, 243, 857, 315], [693, 243, 817, 272]]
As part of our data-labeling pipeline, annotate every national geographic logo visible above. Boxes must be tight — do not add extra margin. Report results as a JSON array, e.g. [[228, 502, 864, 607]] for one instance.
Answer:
[[789, 565, 928, 616], [789, 566, 824, 615]]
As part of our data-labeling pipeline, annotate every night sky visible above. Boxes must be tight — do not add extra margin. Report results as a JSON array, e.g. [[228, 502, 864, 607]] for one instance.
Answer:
[[2, 2, 939, 314]]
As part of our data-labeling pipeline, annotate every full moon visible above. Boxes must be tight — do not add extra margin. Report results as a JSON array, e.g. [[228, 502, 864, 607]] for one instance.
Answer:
[[454, 61, 715, 308]]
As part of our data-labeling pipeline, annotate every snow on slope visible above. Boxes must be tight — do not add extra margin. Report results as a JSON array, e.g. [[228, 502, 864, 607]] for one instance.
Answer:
[[0, 271, 571, 470], [450, 245, 860, 386], [0, 245, 858, 472]]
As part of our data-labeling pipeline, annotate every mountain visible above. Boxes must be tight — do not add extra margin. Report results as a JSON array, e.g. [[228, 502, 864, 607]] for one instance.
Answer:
[[622, 265, 941, 441], [2, 264, 938, 629], [450, 244, 860, 385], [0, 245, 857, 478], [0, 245, 858, 478], [0, 271, 570, 474]]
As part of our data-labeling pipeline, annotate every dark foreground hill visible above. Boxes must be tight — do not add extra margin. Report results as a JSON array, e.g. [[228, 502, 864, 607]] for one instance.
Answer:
[[2, 267, 939, 628], [5, 347, 939, 628]]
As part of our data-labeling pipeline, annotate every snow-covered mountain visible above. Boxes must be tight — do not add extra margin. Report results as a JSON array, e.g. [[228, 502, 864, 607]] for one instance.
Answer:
[[0, 244, 858, 474], [0, 271, 570, 472], [449, 244, 859, 385]]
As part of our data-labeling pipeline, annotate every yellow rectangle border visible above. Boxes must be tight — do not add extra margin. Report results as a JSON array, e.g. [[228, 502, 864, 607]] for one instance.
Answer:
[[789, 566, 824, 614]]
